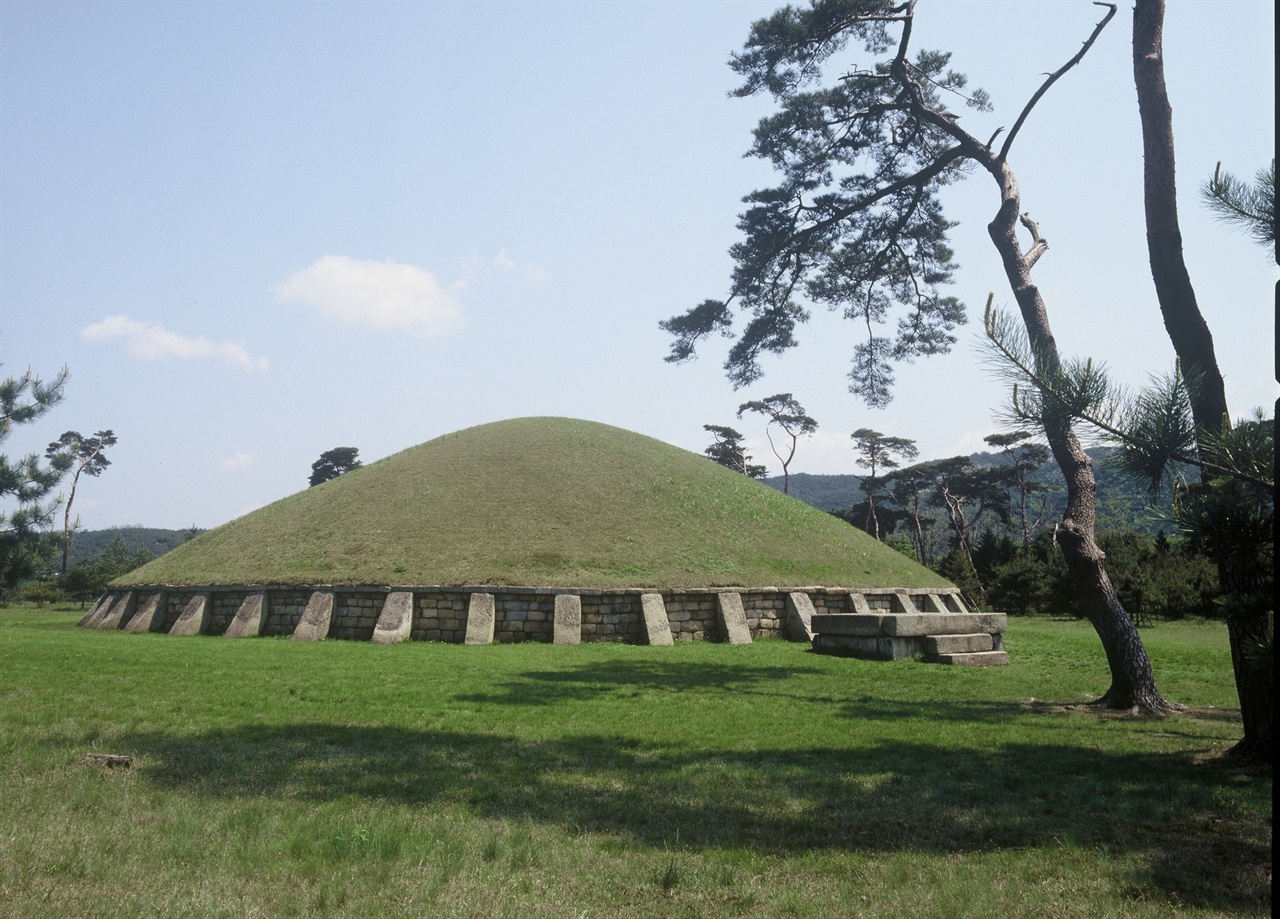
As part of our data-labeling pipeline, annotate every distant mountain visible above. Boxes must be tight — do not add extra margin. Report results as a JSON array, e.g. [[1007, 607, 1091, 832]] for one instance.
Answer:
[[759, 472, 863, 512], [762, 447, 1181, 535], [67, 527, 201, 567]]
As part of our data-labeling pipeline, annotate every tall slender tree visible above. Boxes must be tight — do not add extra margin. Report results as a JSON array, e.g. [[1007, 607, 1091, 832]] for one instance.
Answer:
[[983, 431, 1052, 554], [1132, 0, 1272, 758], [737, 393, 817, 494], [850, 428, 918, 540], [45, 430, 116, 574]]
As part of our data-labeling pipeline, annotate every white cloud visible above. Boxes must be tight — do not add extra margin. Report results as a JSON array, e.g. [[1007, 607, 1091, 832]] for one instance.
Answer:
[[459, 249, 549, 287], [221, 452, 254, 470], [81, 316, 268, 373], [273, 255, 463, 335], [492, 249, 519, 273]]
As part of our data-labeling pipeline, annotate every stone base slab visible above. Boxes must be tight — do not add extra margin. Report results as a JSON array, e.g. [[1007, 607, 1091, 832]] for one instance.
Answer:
[[812, 613, 1007, 666], [812, 612, 1006, 638]]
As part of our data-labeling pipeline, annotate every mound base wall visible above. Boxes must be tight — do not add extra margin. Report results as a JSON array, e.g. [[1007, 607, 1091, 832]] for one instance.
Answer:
[[86, 584, 977, 650]]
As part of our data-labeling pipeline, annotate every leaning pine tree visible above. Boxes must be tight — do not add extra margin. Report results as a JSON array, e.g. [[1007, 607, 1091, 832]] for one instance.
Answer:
[[661, 0, 1172, 711]]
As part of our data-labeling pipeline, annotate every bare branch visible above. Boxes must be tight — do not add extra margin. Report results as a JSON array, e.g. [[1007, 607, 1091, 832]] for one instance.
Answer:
[[1019, 212, 1048, 268], [998, 3, 1117, 162]]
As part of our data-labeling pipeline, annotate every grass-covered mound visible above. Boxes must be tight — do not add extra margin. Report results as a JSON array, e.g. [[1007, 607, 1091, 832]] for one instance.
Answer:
[[118, 417, 951, 590]]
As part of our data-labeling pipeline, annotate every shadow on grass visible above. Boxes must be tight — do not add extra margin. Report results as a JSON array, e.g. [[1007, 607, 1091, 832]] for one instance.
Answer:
[[113, 720, 1268, 913], [453, 659, 825, 705]]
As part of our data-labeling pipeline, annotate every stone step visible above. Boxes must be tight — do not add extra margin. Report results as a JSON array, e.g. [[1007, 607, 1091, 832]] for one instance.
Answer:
[[925, 632, 993, 655], [931, 650, 1009, 667]]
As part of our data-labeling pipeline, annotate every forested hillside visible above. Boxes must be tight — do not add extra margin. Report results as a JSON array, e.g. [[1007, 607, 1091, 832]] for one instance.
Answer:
[[67, 528, 200, 568], [763, 446, 1181, 535]]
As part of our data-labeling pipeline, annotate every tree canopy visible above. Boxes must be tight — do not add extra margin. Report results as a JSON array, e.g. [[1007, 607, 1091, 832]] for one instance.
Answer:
[[45, 429, 117, 574], [736, 393, 817, 494], [702, 424, 768, 479], [1, 365, 71, 589], [660, 0, 978, 408], [309, 447, 362, 487]]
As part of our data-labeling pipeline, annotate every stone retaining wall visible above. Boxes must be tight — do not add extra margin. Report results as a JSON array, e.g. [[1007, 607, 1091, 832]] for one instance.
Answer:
[[86, 585, 974, 649], [263, 589, 311, 636], [209, 591, 247, 636], [411, 591, 468, 642]]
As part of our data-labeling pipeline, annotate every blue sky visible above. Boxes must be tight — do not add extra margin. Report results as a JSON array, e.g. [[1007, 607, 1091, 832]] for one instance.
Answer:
[[2, 0, 1274, 530]]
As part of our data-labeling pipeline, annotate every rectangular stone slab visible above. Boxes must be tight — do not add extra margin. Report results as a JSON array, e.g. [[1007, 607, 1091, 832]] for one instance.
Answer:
[[125, 591, 167, 633], [464, 593, 495, 645], [98, 591, 136, 630], [224, 591, 266, 638], [553, 594, 582, 646], [934, 650, 1009, 666], [785, 591, 816, 641], [640, 593, 673, 646], [372, 591, 414, 645], [169, 592, 211, 637], [291, 590, 334, 641], [926, 632, 994, 654], [812, 612, 1006, 637], [717, 592, 752, 645], [812, 613, 885, 636]]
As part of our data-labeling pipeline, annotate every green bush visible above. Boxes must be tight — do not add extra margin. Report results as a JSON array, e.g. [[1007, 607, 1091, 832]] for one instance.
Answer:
[[20, 581, 59, 607]]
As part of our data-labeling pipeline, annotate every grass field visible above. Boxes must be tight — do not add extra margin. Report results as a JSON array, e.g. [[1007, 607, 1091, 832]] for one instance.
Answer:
[[0, 606, 1270, 917]]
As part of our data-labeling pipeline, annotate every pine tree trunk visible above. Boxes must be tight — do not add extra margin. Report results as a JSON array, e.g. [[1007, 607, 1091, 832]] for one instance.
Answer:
[[1133, 0, 1267, 749], [1219, 565, 1274, 764], [1132, 0, 1229, 444], [983, 164, 1175, 714]]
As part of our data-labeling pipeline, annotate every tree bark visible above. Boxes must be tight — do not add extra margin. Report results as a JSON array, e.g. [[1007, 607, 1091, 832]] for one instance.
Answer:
[[1132, 0, 1228, 444], [984, 163, 1175, 713], [1133, 0, 1269, 758]]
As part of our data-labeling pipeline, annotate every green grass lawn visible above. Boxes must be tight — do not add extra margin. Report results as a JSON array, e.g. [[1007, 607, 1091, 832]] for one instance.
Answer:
[[0, 606, 1270, 917], [116, 417, 949, 589]]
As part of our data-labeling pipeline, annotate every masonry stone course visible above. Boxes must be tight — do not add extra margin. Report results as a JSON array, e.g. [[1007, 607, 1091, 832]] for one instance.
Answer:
[[84, 583, 999, 665]]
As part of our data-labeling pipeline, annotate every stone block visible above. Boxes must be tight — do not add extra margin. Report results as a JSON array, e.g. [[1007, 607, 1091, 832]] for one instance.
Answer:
[[850, 593, 875, 615], [125, 591, 167, 634], [716, 592, 751, 645], [169, 592, 211, 637], [893, 590, 920, 614], [641, 592, 673, 646], [98, 591, 137, 630], [224, 591, 266, 638], [79, 593, 111, 628], [811, 614, 885, 636], [934, 650, 1009, 667], [291, 590, 334, 641], [882, 612, 1006, 637], [553, 594, 581, 645], [372, 591, 414, 645], [785, 592, 816, 642], [915, 592, 948, 613], [926, 632, 994, 655], [464, 593, 496, 645]]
